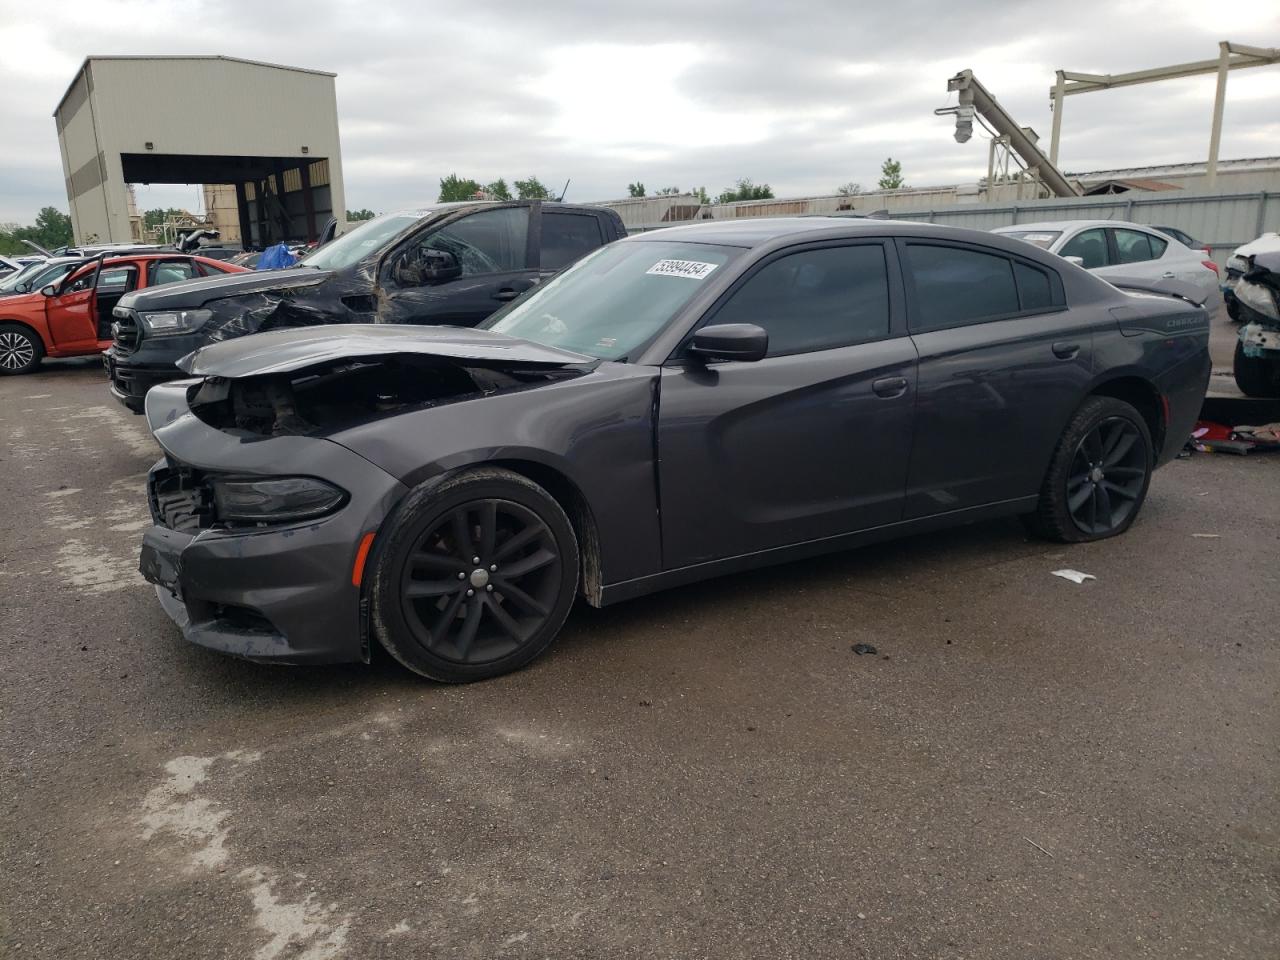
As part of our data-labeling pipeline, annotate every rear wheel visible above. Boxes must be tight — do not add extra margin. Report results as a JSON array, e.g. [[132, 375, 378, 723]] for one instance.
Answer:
[[371, 467, 579, 682], [1027, 396, 1153, 543], [1233, 340, 1280, 398], [0, 324, 42, 375]]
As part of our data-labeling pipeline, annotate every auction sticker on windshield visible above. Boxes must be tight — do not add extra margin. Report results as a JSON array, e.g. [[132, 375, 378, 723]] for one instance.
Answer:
[[646, 259, 719, 280]]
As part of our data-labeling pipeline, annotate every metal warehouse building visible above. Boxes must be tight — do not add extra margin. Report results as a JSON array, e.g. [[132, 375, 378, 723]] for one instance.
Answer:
[[54, 55, 346, 247]]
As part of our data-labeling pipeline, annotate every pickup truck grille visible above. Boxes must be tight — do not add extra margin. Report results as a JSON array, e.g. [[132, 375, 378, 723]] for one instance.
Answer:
[[112, 310, 140, 354], [149, 466, 215, 533]]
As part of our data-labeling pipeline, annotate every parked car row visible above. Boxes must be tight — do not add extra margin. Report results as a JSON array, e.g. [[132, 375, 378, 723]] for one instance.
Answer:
[[0, 254, 245, 374]]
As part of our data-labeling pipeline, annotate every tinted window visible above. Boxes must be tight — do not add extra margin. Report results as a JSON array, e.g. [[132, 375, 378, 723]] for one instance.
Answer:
[[1059, 228, 1109, 268], [541, 212, 604, 270], [423, 207, 529, 275], [713, 245, 890, 356], [1148, 233, 1167, 258], [1113, 229, 1160, 264], [64, 267, 100, 293], [96, 267, 137, 292], [905, 244, 1018, 331], [1014, 261, 1054, 311], [149, 260, 197, 286]]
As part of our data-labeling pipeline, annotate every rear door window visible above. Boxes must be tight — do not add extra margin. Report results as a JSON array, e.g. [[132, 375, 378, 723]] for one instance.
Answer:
[[1059, 228, 1109, 268], [540, 211, 604, 271], [1113, 229, 1163, 264], [711, 244, 890, 356], [148, 260, 198, 286], [903, 243, 1020, 332], [96, 266, 138, 293]]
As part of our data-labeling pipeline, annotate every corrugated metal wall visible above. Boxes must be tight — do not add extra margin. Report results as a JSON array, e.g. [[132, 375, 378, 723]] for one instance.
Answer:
[[882, 190, 1279, 264]]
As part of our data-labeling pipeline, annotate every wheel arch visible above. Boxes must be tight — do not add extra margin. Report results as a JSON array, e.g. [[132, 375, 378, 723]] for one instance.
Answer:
[[1088, 375, 1165, 458], [485, 458, 604, 607]]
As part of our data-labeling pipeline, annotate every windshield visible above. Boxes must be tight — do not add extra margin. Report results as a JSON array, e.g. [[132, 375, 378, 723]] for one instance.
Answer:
[[997, 230, 1062, 250], [485, 240, 743, 360], [0, 261, 76, 295], [0, 261, 45, 293], [299, 213, 421, 271]]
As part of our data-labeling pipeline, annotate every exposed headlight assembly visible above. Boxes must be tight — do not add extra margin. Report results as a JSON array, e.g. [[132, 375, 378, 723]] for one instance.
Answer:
[[212, 476, 348, 526], [139, 308, 213, 336]]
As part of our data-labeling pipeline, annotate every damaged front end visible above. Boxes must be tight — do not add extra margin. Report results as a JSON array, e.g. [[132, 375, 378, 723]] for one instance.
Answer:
[[173, 324, 596, 437], [1231, 250, 1280, 397], [138, 325, 597, 664]]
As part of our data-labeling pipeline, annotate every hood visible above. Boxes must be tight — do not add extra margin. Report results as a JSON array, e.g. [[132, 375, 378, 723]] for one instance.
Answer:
[[177, 323, 596, 377], [118, 266, 333, 312]]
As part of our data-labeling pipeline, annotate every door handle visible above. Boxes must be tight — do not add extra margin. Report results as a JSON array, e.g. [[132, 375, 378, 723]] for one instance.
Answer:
[[492, 289, 521, 302], [872, 376, 908, 399], [1160, 271, 1176, 279], [1052, 341, 1080, 360]]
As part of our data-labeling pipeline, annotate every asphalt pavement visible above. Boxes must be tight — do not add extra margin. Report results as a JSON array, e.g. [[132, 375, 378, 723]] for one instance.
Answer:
[[1, 350, 1277, 960]]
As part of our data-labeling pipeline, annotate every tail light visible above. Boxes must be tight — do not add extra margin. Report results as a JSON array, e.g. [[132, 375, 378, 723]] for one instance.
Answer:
[[1201, 259, 1219, 277]]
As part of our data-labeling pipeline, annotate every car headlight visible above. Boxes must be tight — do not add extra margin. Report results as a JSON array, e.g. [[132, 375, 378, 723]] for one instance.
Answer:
[[212, 476, 347, 525], [139, 308, 213, 336]]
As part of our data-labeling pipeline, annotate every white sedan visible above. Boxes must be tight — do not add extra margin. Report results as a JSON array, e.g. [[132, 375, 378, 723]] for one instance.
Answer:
[[992, 220, 1221, 306]]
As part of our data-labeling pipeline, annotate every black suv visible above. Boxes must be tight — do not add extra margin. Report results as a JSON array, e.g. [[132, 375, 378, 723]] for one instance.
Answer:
[[106, 200, 626, 411]]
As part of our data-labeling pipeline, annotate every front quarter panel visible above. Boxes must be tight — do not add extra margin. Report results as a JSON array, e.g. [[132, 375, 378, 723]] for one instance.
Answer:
[[328, 363, 662, 585]]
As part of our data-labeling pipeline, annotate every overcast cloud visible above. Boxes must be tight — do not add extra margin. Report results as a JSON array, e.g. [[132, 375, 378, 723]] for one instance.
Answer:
[[0, 0, 1277, 222]]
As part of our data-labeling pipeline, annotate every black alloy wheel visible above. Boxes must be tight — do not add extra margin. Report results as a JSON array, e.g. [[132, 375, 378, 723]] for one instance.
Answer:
[[1026, 395, 1153, 543], [372, 468, 579, 682], [1065, 417, 1147, 536], [0, 326, 42, 375], [401, 499, 563, 664]]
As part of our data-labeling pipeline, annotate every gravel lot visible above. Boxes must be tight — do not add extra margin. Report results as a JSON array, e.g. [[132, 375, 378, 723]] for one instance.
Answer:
[[2, 347, 1277, 959]]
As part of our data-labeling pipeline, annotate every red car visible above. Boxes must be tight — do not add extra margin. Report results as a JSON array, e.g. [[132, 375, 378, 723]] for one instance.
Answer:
[[0, 254, 245, 375]]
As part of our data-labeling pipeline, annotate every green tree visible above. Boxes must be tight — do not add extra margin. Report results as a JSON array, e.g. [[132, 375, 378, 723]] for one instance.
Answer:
[[0, 206, 75, 254], [691, 186, 710, 205], [627, 182, 646, 198], [656, 186, 681, 196], [836, 182, 862, 196], [484, 178, 512, 201], [514, 176, 553, 200], [877, 158, 905, 190], [438, 174, 483, 202], [346, 208, 376, 221], [715, 178, 774, 204]]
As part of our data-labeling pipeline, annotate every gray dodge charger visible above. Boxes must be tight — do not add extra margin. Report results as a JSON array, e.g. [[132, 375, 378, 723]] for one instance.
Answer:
[[138, 218, 1212, 682]]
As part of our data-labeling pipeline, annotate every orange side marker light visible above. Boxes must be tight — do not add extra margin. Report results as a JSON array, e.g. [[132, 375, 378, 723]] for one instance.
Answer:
[[352, 532, 377, 587]]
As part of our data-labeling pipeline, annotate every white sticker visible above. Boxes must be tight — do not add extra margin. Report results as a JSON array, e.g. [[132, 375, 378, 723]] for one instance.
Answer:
[[646, 259, 719, 280]]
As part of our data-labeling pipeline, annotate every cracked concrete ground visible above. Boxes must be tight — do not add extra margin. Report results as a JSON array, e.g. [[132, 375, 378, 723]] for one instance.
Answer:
[[1, 346, 1276, 959]]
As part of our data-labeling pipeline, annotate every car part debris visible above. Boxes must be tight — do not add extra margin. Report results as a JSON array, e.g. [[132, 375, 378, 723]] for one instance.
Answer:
[[1051, 569, 1095, 584], [851, 643, 878, 656]]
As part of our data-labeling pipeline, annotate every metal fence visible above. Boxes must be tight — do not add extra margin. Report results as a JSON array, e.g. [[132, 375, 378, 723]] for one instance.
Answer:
[[880, 190, 1278, 265], [615, 189, 1279, 265]]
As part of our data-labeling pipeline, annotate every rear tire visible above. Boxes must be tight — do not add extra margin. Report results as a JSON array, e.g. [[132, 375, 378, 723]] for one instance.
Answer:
[[1233, 340, 1280, 398], [0, 324, 43, 375], [1026, 396, 1153, 543], [371, 467, 579, 683]]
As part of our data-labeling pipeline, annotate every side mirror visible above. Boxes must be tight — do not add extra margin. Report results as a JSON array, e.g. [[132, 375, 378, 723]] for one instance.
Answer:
[[688, 323, 769, 363], [40, 285, 58, 297], [1062, 255, 1085, 267], [393, 249, 462, 286], [421, 249, 461, 285]]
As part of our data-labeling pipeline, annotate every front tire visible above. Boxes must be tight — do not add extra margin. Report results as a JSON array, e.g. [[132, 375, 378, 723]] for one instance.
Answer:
[[1233, 340, 1280, 398], [1027, 396, 1153, 543], [0, 324, 43, 375], [371, 467, 579, 682]]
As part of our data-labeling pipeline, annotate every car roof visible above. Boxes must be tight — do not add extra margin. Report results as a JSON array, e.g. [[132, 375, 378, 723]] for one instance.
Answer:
[[993, 219, 1163, 233]]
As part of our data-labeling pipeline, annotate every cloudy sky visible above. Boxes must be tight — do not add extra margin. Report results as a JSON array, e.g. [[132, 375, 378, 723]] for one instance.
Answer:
[[1, 0, 1277, 223]]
